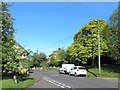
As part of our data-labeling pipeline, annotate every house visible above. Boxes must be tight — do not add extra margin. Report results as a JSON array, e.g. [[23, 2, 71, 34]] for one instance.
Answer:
[[14, 43, 29, 59], [14, 42, 30, 70], [48, 48, 62, 62]]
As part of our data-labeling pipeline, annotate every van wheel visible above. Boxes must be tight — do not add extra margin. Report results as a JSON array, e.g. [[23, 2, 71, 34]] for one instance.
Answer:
[[69, 72, 71, 76]]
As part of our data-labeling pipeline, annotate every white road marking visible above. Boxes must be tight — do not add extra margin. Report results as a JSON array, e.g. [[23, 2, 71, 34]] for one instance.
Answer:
[[43, 76, 71, 88], [60, 86, 65, 88], [66, 85, 71, 88], [51, 75, 59, 76]]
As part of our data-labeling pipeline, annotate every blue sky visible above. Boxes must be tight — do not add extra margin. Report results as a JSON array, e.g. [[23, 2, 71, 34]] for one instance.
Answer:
[[9, 2, 118, 56]]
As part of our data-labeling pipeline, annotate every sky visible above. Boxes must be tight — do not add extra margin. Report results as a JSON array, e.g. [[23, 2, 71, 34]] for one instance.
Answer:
[[9, 2, 118, 56]]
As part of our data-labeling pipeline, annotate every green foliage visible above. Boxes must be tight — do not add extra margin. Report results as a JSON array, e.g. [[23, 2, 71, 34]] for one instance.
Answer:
[[32, 52, 47, 67], [47, 61, 59, 67], [87, 65, 119, 78], [40, 60, 48, 67], [57, 48, 67, 61], [47, 55, 59, 67], [50, 55, 55, 61], [66, 7, 120, 67], [48, 48, 68, 67], [27, 49, 33, 60], [67, 19, 108, 66], [108, 6, 120, 28], [1, 2, 20, 73], [20, 59, 32, 69], [106, 6, 120, 64]]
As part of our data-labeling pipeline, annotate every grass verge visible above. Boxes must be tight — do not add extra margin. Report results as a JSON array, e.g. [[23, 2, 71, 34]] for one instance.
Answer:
[[87, 65, 119, 78], [1, 75, 37, 90]]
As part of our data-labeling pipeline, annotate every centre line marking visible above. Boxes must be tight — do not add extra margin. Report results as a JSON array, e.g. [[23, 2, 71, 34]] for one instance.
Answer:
[[43, 76, 71, 88]]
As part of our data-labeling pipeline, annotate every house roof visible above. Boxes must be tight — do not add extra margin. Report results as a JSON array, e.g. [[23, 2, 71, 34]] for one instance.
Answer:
[[14, 40, 29, 54]]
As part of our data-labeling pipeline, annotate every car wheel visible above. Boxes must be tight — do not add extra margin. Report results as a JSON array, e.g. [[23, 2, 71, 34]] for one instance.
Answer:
[[75, 72, 77, 77]]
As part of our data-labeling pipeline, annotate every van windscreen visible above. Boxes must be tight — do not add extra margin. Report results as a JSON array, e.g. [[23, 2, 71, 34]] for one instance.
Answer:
[[78, 67, 85, 69]]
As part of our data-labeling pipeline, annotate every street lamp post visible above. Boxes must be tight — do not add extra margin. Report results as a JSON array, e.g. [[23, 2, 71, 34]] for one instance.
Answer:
[[97, 19, 101, 76]]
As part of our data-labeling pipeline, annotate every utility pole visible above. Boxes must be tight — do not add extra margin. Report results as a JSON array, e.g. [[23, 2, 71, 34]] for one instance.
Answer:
[[37, 49, 39, 54], [98, 19, 101, 76], [58, 40, 61, 49]]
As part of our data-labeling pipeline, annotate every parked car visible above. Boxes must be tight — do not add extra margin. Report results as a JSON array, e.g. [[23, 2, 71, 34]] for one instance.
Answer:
[[69, 66, 87, 76], [59, 64, 75, 74]]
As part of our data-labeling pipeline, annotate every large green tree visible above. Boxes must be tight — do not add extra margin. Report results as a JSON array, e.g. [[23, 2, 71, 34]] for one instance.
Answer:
[[105, 6, 120, 64], [1, 2, 19, 74], [67, 19, 108, 66]]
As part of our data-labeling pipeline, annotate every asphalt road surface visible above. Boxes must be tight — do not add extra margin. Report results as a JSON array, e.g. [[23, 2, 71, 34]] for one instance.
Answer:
[[29, 69, 118, 89]]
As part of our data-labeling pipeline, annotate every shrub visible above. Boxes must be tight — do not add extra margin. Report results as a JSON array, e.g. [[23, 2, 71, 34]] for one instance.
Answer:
[[47, 61, 59, 67]]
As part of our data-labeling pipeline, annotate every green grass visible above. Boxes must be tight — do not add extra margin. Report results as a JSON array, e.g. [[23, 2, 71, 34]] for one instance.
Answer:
[[43, 66, 59, 73], [87, 65, 119, 78], [1, 75, 37, 90]]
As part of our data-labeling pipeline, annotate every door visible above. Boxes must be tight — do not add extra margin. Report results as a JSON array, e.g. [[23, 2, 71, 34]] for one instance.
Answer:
[[69, 67, 74, 75], [73, 67, 77, 75], [70, 67, 77, 75]]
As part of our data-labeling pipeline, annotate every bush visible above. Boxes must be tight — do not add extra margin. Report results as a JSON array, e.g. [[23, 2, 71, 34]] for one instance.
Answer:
[[40, 61, 48, 67], [47, 61, 59, 67], [20, 59, 32, 69]]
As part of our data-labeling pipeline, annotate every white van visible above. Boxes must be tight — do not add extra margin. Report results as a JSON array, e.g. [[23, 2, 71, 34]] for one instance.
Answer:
[[59, 64, 75, 74]]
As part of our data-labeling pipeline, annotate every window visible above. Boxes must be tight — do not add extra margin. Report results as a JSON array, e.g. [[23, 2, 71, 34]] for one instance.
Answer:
[[74, 67, 77, 69], [71, 67, 74, 70], [78, 67, 85, 69]]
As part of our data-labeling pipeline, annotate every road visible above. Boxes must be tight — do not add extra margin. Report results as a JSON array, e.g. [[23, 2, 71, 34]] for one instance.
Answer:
[[28, 69, 118, 89]]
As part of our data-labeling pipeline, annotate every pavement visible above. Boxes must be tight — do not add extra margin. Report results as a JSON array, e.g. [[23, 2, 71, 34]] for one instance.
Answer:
[[26, 69, 119, 89], [96, 77, 118, 82]]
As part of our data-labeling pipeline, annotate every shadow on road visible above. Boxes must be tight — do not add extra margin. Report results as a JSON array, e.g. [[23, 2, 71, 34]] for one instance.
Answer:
[[86, 69, 97, 77]]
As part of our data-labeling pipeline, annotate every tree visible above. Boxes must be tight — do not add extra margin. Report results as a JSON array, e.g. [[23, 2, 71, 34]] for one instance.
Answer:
[[56, 48, 68, 66], [106, 6, 120, 64], [27, 49, 33, 60], [1, 2, 20, 74], [67, 44, 79, 64], [32, 52, 47, 67], [47, 55, 59, 67], [48, 48, 68, 67], [58, 49, 67, 60], [0, 2, 22, 84], [67, 19, 108, 66], [20, 59, 32, 69]]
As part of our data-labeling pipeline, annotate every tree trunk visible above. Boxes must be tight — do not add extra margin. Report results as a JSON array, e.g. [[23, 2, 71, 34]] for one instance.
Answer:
[[13, 75, 18, 84], [91, 59, 95, 67]]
